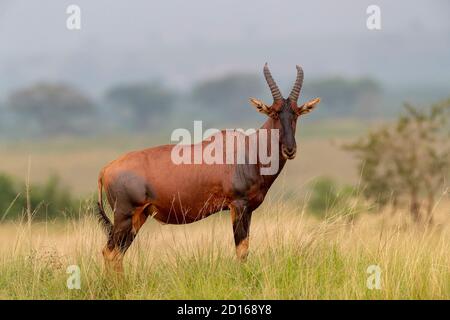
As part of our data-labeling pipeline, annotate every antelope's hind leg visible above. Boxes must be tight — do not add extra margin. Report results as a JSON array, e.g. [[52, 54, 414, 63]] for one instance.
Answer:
[[131, 203, 151, 235], [230, 200, 253, 262], [103, 204, 150, 273]]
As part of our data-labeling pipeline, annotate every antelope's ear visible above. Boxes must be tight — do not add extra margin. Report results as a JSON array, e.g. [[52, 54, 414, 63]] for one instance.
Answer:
[[296, 97, 321, 116], [249, 98, 278, 118]]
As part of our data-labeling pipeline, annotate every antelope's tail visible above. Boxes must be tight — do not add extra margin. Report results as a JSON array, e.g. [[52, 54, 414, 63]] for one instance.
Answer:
[[97, 171, 113, 236]]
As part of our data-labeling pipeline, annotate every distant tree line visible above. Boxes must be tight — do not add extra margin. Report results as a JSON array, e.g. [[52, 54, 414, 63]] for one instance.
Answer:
[[303, 77, 383, 118], [0, 75, 384, 138]]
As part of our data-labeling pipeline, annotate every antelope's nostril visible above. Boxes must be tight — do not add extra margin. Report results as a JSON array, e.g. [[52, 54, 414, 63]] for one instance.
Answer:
[[284, 147, 296, 155], [282, 146, 297, 159]]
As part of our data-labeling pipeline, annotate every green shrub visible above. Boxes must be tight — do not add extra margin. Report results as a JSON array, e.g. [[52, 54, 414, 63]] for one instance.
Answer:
[[345, 99, 450, 224], [0, 173, 77, 221], [0, 174, 18, 217], [307, 177, 361, 221]]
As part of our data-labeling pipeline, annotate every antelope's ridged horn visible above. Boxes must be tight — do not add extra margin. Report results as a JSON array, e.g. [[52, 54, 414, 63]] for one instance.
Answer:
[[289, 65, 304, 103], [263, 63, 283, 101]]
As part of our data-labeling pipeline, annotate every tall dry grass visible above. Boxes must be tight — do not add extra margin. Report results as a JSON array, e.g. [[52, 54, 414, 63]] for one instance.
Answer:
[[0, 195, 448, 300]]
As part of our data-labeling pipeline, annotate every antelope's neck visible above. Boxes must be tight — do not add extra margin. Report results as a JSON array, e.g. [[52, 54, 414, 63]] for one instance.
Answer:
[[258, 118, 287, 188]]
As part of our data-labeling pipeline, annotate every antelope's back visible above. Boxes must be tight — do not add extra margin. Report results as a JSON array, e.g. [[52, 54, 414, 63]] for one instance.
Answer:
[[103, 143, 237, 220]]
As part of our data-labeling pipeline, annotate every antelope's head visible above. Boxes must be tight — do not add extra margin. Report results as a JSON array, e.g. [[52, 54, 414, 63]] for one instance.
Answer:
[[250, 63, 321, 160]]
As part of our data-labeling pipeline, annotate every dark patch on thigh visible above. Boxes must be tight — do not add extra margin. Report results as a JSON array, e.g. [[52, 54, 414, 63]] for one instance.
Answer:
[[108, 170, 155, 207]]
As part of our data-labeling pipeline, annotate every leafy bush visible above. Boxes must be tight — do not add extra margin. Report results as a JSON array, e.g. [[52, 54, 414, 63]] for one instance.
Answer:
[[307, 177, 361, 221], [0, 173, 77, 221], [345, 99, 450, 224]]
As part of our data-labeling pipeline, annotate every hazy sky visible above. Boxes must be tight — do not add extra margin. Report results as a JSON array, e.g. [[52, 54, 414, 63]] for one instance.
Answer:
[[1, 0, 449, 97]]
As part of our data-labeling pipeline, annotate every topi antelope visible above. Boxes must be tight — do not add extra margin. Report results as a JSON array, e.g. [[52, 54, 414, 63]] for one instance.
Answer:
[[97, 64, 321, 272]]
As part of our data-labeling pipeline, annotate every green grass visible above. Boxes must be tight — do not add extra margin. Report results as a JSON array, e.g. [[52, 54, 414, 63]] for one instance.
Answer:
[[0, 201, 448, 300]]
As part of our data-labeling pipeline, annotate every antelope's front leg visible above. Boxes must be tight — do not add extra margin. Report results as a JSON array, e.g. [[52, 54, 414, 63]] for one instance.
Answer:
[[230, 200, 253, 261]]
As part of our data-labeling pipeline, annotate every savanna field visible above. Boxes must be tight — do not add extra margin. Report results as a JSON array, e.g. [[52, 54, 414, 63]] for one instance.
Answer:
[[0, 199, 449, 299], [0, 121, 449, 299]]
